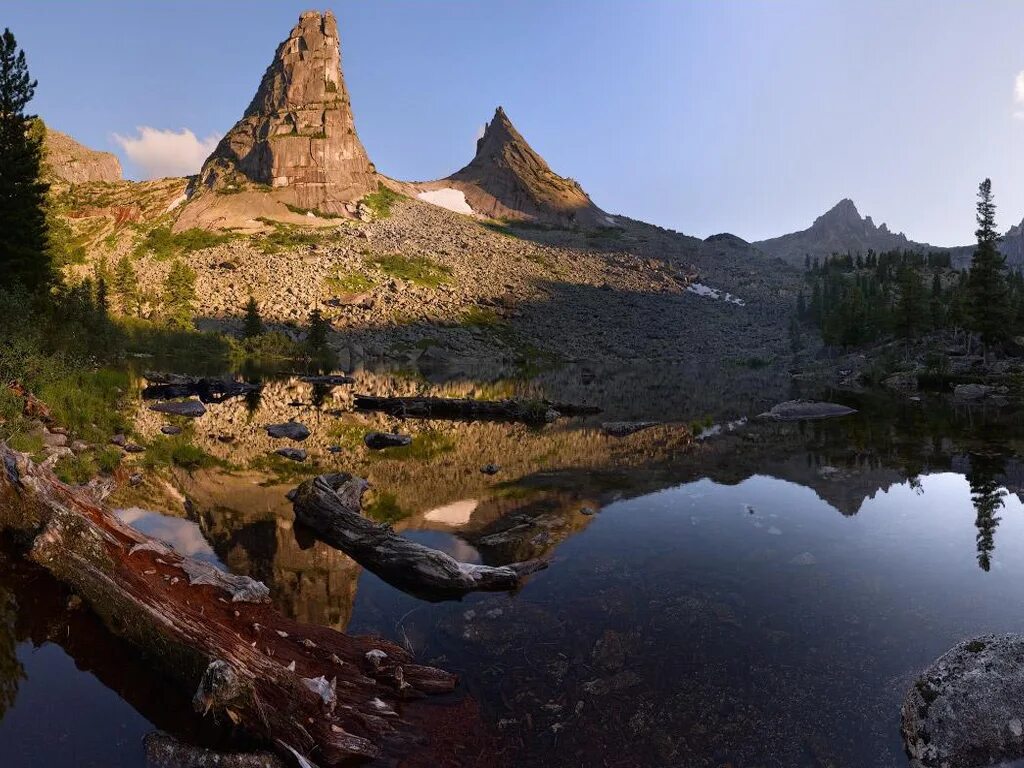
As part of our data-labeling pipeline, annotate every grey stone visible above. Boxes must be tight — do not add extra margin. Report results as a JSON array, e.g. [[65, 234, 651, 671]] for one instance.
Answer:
[[364, 432, 412, 450], [902, 634, 1024, 767], [601, 421, 660, 437], [275, 448, 307, 462], [758, 400, 857, 421], [150, 400, 207, 418], [266, 422, 311, 441]]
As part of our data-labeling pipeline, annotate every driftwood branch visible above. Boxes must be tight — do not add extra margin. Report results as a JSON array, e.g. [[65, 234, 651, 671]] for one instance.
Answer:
[[290, 474, 546, 598], [0, 444, 456, 765], [353, 394, 600, 424]]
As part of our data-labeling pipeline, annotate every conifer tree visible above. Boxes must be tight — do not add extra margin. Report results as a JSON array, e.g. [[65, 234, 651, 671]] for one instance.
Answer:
[[243, 296, 263, 338], [967, 178, 1010, 349], [162, 260, 196, 329], [0, 28, 50, 291], [113, 255, 139, 315], [305, 307, 329, 353]]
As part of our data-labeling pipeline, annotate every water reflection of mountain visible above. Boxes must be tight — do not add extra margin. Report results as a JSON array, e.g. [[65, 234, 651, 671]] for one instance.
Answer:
[[126, 368, 1024, 628]]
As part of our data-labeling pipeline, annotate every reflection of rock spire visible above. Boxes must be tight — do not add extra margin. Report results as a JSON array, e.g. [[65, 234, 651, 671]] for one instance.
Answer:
[[967, 453, 1007, 572], [0, 584, 21, 719]]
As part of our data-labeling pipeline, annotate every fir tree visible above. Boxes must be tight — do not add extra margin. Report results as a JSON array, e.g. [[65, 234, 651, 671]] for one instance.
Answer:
[[305, 307, 329, 353], [113, 255, 139, 315], [243, 296, 263, 339], [0, 28, 50, 291], [894, 265, 923, 339], [162, 259, 196, 329], [967, 178, 1010, 349]]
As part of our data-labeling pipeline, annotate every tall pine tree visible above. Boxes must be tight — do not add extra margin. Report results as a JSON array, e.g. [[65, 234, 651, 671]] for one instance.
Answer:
[[967, 178, 1010, 349], [0, 29, 49, 291]]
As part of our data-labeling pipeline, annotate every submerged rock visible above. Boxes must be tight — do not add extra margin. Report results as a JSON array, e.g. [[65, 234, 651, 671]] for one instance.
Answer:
[[150, 399, 207, 418], [160, 425, 183, 436], [601, 421, 660, 437], [299, 374, 354, 386], [480, 463, 501, 475], [902, 634, 1024, 767], [143, 731, 284, 767], [275, 448, 307, 462], [364, 432, 412, 450], [758, 400, 856, 421], [954, 383, 995, 401], [266, 422, 311, 441]]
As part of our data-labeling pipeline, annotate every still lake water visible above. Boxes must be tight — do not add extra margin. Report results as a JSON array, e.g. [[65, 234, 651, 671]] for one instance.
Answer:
[[2, 363, 1024, 767]]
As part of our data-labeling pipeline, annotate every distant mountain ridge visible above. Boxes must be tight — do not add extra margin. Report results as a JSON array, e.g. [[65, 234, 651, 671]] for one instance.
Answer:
[[754, 198, 1024, 271], [753, 199, 938, 266]]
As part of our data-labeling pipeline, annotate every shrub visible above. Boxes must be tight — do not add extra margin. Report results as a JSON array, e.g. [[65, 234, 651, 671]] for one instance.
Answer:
[[368, 253, 450, 287], [359, 184, 403, 219], [135, 226, 229, 261]]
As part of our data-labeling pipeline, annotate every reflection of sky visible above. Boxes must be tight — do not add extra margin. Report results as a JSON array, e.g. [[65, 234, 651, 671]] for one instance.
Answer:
[[113, 507, 224, 568], [347, 470, 1024, 766]]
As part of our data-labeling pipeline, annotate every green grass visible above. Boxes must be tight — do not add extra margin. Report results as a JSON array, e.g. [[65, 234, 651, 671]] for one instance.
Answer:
[[367, 253, 451, 287], [359, 184, 403, 219], [367, 429, 454, 462], [460, 306, 504, 328], [36, 368, 134, 444], [325, 268, 376, 294], [326, 421, 368, 451], [118, 317, 233, 360], [284, 203, 343, 219], [134, 226, 231, 261], [254, 223, 323, 255], [229, 332, 305, 363], [53, 453, 100, 485], [7, 431, 45, 457], [248, 452, 320, 485], [364, 490, 405, 523], [143, 434, 220, 471]]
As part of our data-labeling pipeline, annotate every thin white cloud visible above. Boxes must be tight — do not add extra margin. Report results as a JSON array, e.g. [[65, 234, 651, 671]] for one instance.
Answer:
[[1014, 71, 1024, 120], [112, 126, 220, 179]]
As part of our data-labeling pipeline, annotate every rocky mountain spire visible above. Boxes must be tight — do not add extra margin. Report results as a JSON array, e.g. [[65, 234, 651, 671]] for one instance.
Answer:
[[439, 106, 612, 228], [195, 10, 376, 214]]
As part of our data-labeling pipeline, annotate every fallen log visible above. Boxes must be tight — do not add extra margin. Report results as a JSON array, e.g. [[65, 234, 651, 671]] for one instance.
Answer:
[[353, 394, 600, 424], [143, 373, 260, 404], [0, 444, 456, 765], [290, 473, 547, 598]]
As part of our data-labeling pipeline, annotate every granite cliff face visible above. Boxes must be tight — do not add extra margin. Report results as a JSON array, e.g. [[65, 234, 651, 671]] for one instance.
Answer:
[[193, 10, 376, 215], [42, 125, 122, 184], [419, 106, 612, 228], [754, 199, 938, 265]]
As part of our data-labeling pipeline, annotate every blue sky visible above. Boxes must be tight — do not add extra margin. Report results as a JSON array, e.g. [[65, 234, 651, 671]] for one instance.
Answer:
[[5, 1, 1024, 244]]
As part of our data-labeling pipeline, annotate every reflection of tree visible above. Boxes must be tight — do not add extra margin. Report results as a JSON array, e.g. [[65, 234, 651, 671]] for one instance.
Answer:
[[0, 580, 24, 719], [967, 453, 1007, 572]]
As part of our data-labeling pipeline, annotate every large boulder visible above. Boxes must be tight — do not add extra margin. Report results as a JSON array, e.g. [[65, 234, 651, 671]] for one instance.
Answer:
[[757, 400, 857, 421], [266, 422, 311, 441], [902, 634, 1024, 767], [149, 399, 207, 418]]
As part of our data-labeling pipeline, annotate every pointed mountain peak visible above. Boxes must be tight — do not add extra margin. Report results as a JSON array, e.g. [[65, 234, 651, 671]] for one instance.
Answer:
[[192, 9, 376, 214], [814, 198, 863, 228], [441, 106, 611, 228]]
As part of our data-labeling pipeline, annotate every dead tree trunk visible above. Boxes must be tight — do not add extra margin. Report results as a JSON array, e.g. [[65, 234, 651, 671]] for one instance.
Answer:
[[0, 445, 456, 765], [353, 394, 600, 424], [290, 474, 546, 598]]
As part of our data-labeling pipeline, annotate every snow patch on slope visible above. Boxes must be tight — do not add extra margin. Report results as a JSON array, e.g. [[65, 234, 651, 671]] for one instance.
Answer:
[[417, 188, 474, 215], [686, 283, 746, 306]]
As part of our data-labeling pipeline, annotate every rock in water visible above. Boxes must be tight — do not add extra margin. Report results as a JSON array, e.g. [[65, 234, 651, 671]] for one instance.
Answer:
[[758, 400, 856, 421], [143, 731, 285, 768], [191, 11, 376, 216], [149, 399, 207, 418], [364, 432, 412, 450], [601, 421, 660, 437], [902, 634, 1024, 767], [275, 448, 307, 462], [266, 422, 311, 441]]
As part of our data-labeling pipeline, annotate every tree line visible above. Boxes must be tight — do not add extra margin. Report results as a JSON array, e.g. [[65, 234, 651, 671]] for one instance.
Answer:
[[795, 179, 1017, 352]]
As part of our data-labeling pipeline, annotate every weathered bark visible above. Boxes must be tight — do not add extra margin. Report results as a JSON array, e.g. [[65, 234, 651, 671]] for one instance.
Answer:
[[290, 474, 546, 598], [0, 444, 456, 765], [353, 394, 600, 424]]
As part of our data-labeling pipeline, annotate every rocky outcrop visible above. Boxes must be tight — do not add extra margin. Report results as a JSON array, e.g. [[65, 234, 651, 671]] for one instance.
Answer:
[[190, 11, 376, 217], [420, 107, 613, 229], [754, 199, 939, 266], [42, 125, 122, 184], [758, 400, 857, 421], [902, 634, 1024, 767]]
